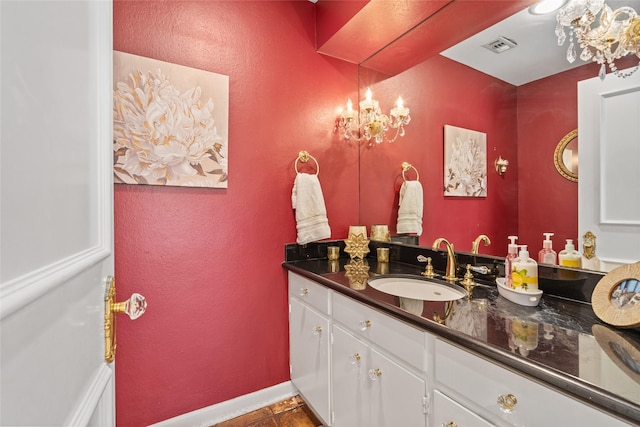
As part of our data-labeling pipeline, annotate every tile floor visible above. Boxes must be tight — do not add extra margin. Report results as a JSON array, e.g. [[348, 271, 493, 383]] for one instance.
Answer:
[[213, 395, 323, 427]]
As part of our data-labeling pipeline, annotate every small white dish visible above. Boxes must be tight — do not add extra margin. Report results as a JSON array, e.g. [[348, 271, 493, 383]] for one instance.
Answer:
[[496, 278, 543, 307]]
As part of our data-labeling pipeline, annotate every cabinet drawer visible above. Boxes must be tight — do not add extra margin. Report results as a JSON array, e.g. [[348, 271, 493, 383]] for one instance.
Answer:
[[288, 272, 330, 315], [435, 339, 630, 427], [332, 292, 427, 371], [433, 390, 492, 427]]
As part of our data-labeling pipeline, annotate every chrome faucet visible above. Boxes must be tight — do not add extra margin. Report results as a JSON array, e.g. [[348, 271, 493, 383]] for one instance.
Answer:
[[432, 238, 457, 283], [471, 234, 491, 254]]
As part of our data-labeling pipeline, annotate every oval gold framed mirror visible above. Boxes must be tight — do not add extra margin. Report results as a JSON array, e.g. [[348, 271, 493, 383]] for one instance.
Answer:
[[554, 129, 578, 182]]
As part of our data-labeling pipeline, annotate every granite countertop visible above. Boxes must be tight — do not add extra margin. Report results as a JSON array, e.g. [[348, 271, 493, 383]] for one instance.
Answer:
[[283, 256, 640, 424]]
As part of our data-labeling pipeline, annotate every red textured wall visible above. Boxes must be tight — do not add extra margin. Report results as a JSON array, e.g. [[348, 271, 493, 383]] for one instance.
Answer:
[[359, 55, 519, 256], [113, 2, 358, 425], [516, 69, 582, 253]]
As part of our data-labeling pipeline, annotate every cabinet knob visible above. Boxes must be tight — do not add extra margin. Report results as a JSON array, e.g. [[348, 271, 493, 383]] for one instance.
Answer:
[[443, 422, 457, 427], [298, 288, 309, 297], [497, 393, 518, 413], [368, 368, 382, 380], [312, 325, 322, 335], [351, 353, 361, 365], [359, 320, 372, 331]]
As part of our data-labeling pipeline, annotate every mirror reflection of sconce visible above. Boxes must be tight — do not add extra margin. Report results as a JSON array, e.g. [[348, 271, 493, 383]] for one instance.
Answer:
[[495, 156, 509, 176], [334, 88, 411, 144]]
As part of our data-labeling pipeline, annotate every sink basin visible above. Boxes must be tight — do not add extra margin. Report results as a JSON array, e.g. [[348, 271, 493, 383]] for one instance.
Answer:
[[367, 275, 466, 301]]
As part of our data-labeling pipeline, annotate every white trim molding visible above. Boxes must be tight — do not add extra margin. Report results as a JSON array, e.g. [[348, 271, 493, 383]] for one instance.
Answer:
[[0, 246, 111, 319], [65, 363, 114, 427], [150, 382, 298, 427]]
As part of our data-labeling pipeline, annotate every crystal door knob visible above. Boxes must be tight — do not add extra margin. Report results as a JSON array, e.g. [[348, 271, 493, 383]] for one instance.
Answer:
[[104, 276, 147, 363], [298, 288, 309, 297], [359, 320, 372, 330], [312, 325, 322, 335], [112, 293, 147, 320]]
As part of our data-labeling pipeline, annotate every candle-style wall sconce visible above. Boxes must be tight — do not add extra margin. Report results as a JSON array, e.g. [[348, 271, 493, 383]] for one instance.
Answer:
[[495, 156, 509, 176]]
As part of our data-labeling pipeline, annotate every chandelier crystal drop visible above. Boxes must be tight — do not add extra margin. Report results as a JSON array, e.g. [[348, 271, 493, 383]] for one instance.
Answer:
[[556, 0, 640, 79], [335, 88, 410, 145]]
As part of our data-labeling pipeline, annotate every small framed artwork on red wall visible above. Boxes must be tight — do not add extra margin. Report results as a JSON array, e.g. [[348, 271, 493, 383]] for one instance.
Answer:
[[443, 124, 487, 197], [113, 51, 229, 188]]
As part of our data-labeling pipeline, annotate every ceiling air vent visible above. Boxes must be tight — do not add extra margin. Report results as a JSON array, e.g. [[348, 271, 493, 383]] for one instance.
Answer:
[[482, 36, 517, 54]]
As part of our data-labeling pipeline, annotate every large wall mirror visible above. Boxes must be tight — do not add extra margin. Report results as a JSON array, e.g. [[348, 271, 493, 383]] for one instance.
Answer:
[[355, 0, 640, 268]]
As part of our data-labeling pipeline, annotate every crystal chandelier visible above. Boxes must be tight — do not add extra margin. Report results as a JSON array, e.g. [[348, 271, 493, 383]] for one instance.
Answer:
[[335, 88, 411, 144], [556, 0, 640, 79]]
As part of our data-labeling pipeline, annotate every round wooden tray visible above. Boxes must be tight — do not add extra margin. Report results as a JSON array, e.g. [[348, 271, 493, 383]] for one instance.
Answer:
[[591, 262, 640, 328]]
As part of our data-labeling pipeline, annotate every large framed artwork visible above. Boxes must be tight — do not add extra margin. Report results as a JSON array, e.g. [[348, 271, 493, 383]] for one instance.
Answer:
[[113, 51, 229, 188], [443, 125, 487, 197]]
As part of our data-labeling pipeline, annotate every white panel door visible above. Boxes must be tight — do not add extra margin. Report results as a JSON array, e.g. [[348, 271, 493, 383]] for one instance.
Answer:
[[1, 1, 115, 425], [578, 69, 640, 269]]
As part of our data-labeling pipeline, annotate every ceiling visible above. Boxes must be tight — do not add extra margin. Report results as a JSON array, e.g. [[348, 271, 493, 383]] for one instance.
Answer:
[[440, 1, 640, 86]]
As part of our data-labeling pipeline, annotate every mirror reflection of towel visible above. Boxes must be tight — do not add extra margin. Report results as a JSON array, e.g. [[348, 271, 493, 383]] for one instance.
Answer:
[[292, 173, 331, 245], [397, 180, 423, 236]]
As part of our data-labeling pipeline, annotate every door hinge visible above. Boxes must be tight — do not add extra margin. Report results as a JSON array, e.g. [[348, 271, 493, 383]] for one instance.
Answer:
[[422, 394, 430, 414]]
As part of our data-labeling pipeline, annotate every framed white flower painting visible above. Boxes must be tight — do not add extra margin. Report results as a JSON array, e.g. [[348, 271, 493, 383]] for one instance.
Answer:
[[113, 51, 229, 188], [443, 125, 487, 197]]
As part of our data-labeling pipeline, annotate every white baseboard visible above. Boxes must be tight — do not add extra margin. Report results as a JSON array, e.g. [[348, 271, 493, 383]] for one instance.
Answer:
[[150, 381, 298, 427]]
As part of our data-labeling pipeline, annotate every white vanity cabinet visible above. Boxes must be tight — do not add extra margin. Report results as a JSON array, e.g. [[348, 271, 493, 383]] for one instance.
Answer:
[[288, 273, 331, 426], [434, 339, 632, 427], [287, 271, 633, 427], [331, 292, 430, 427]]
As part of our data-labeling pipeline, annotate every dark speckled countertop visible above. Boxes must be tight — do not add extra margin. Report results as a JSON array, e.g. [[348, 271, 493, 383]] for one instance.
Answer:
[[283, 242, 640, 425]]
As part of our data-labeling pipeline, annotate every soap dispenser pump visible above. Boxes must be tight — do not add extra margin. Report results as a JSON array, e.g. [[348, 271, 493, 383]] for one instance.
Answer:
[[505, 235, 518, 288], [538, 233, 557, 265], [511, 245, 538, 292], [559, 239, 582, 268]]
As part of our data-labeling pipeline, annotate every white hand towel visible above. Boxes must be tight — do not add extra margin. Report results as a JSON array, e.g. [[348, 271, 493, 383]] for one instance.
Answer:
[[292, 173, 331, 245], [396, 180, 423, 236]]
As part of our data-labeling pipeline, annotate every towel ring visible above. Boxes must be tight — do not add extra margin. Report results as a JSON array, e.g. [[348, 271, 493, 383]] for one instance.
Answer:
[[295, 150, 319, 175], [401, 162, 419, 181]]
